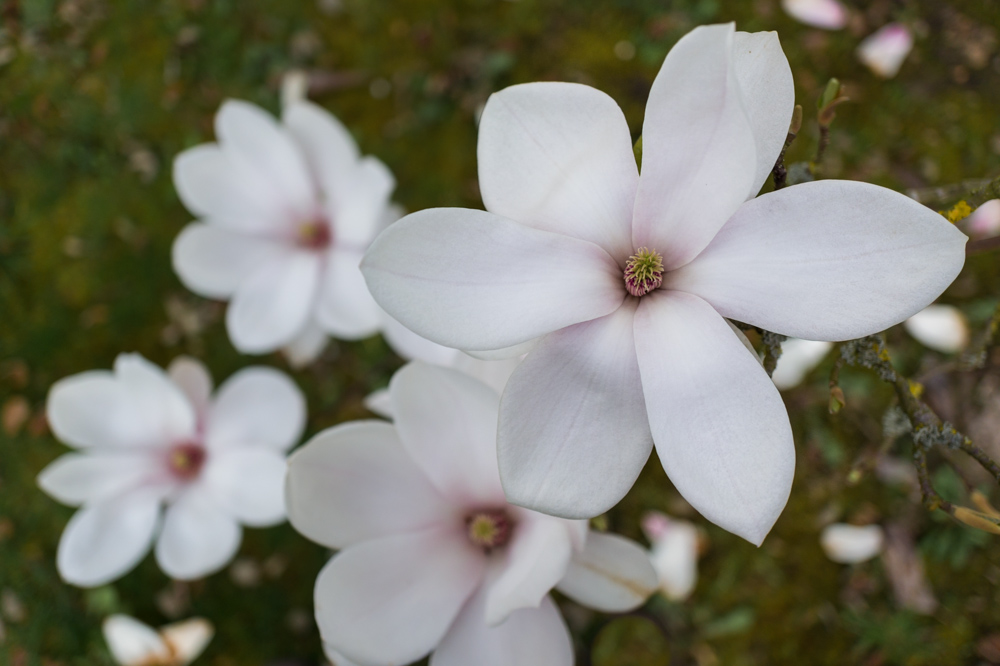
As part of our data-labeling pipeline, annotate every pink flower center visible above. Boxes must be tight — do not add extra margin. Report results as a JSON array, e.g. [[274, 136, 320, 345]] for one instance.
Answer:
[[167, 443, 206, 481], [624, 247, 664, 297], [466, 509, 512, 551], [297, 218, 332, 250]]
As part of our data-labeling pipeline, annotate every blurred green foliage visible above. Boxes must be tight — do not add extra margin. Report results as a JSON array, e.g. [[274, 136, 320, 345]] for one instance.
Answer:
[[2, 0, 1000, 664]]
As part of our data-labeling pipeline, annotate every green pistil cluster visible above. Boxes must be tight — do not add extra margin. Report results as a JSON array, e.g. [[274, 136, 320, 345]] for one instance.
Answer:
[[624, 247, 664, 297]]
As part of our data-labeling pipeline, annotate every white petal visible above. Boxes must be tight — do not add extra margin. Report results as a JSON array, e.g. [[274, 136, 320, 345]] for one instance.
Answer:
[[498, 302, 652, 519], [380, 309, 464, 366], [202, 448, 288, 527], [771, 339, 834, 390], [282, 319, 330, 368], [555, 531, 658, 612], [315, 528, 485, 666], [857, 24, 914, 78], [904, 305, 969, 354], [113, 354, 197, 446], [967, 199, 1000, 239], [642, 512, 700, 601], [362, 207, 624, 351], [781, 0, 849, 29], [226, 251, 321, 353], [315, 248, 382, 340], [634, 292, 795, 545], [171, 223, 286, 300], [205, 366, 305, 452], [324, 645, 365, 666], [477, 82, 637, 260], [57, 491, 161, 587], [464, 338, 539, 362], [391, 362, 505, 505], [670, 180, 968, 341], [330, 156, 396, 249], [431, 591, 572, 666], [363, 388, 394, 419], [167, 356, 213, 419], [451, 354, 522, 396], [215, 99, 316, 218], [102, 615, 170, 666], [160, 618, 214, 666], [820, 523, 885, 564], [484, 513, 575, 625], [38, 452, 159, 507], [732, 31, 795, 199], [632, 23, 757, 270], [286, 421, 454, 549], [155, 487, 241, 580], [283, 100, 360, 205]]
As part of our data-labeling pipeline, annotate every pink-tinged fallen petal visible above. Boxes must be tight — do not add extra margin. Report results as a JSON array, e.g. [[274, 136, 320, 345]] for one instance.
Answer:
[[282, 320, 330, 368], [315, 528, 485, 666], [203, 448, 288, 527], [226, 250, 322, 354], [732, 31, 795, 199], [478, 82, 638, 260], [857, 24, 914, 78], [38, 452, 159, 507], [771, 339, 834, 390], [282, 100, 360, 205], [555, 531, 658, 612], [315, 248, 382, 340], [362, 207, 624, 351], [391, 363, 505, 505], [882, 522, 938, 614], [160, 618, 214, 665], [820, 523, 885, 564], [155, 486, 241, 580], [633, 23, 757, 270], [670, 180, 967, 341], [967, 199, 1000, 239], [641, 511, 700, 601], [206, 366, 305, 452], [431, 590, 573, 666], [485, 513, 576, 625], [102, 615, 170, 666], [286, 421, 454, 549], [57, 491, 162, 587], [635, 292, 795, 545], [171, 223, 286, 300], [329, 156, 396, 249], [114, 354, 198, 447], [904, 304, 969, 354], [781, 0, 848, 29], [167, 356, 213, 420], [498, 302, 652, 519]]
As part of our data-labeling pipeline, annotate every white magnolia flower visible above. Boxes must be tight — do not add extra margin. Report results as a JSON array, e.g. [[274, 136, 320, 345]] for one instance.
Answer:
[[857, 23, 914, 78], [39, 354, 304, 586], [966, 199, 1000, 239], [781, 0, 848, 30], [361, 24, 966, 544], [103, 614, 213, 666], [641, 511, 700, 602], [771, 338, 834, 390], [904, 304, 969, 353], [171, 99, 395, 357], [286, 362, 658, 666], [819, 523, 885, 564]]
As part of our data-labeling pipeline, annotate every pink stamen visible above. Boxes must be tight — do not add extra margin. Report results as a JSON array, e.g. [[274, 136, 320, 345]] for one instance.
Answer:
[[167, 443, 206, 481]]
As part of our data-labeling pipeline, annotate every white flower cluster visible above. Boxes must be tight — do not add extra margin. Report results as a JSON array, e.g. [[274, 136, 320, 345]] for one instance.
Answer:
[[36, 21, 966, 666]]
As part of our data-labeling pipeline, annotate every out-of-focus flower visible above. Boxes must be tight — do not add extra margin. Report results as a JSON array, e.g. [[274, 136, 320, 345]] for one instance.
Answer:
[[819, 523, 885, 564], [966, 199, 1000, 239], [171, 99, 395, 358], [857, 24, 914, 78], [361, 23, 967, 544], [641, 511, 700, 601], [39, 354, 304, 586], [904, 304, 970, 353], [781, 0, 848, 30], [103, 614, 213, 666], [772, 338, 834, 390], [286, 362, 657, 666]]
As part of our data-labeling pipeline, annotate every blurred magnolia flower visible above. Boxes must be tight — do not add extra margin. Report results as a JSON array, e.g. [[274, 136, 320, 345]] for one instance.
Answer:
[[39, 354, 304, 586], [819, 523, 885, 564], [966, 199, 1000, 239], [641, 511, 700, 601], [771, 338, 834, 390], [904, 304, 969, 353], [286, 362, 658, 666], [171, 99, 395, 358], [103, 614, 213, 666], [781, 0, 848, 30], [857, 24, 914, 78], [362, 23, 966, 544]]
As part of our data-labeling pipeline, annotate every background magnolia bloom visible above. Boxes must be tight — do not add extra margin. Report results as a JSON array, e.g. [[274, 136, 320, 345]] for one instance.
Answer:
[[286, 362, 658, 666], [171, 99, 395, 357], [819, 523, 885, 564], [904, 304, 969, 353], [103, 614, 213, 666], [857, 23, 914, 78], [39, 354, 304, 586], [966, 199, 1000, 239], [641, 511, 701, 602], [780, 0, 848, 30], [361, 23, 967, 544]]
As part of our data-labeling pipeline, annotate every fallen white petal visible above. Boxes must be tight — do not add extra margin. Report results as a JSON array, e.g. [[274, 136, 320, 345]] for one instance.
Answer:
[[781, 0, 849, 29], [642, 512, 700, 601], [771, 338, 834, 389], [160, 617, 214, 666], [820, 523, 885, 564], [102, 615, 170, 666], [857, 23, 914, 78], [904, 304, 970, 353]]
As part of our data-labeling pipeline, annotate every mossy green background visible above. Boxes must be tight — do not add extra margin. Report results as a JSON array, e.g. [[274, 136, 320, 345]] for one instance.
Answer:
[[2, 0, 1000, 664]]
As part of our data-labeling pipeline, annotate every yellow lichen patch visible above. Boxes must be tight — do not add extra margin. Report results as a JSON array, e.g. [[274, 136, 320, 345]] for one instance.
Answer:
[[941, 200, 973, 223]]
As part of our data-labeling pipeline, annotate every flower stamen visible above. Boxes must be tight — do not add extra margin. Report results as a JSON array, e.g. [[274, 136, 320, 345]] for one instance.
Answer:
[[168, 443, 206, 481], [297, 219, 332, 250], [624, 247, 664, 297], [466, 509, 512, 550]]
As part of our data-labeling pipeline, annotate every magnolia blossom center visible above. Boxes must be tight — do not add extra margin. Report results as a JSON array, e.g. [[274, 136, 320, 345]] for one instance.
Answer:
[[167, 442, 206, 481], [466, 509, 512, 550], [297, 218, 332, 251], [624, 247, 664, 297]]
